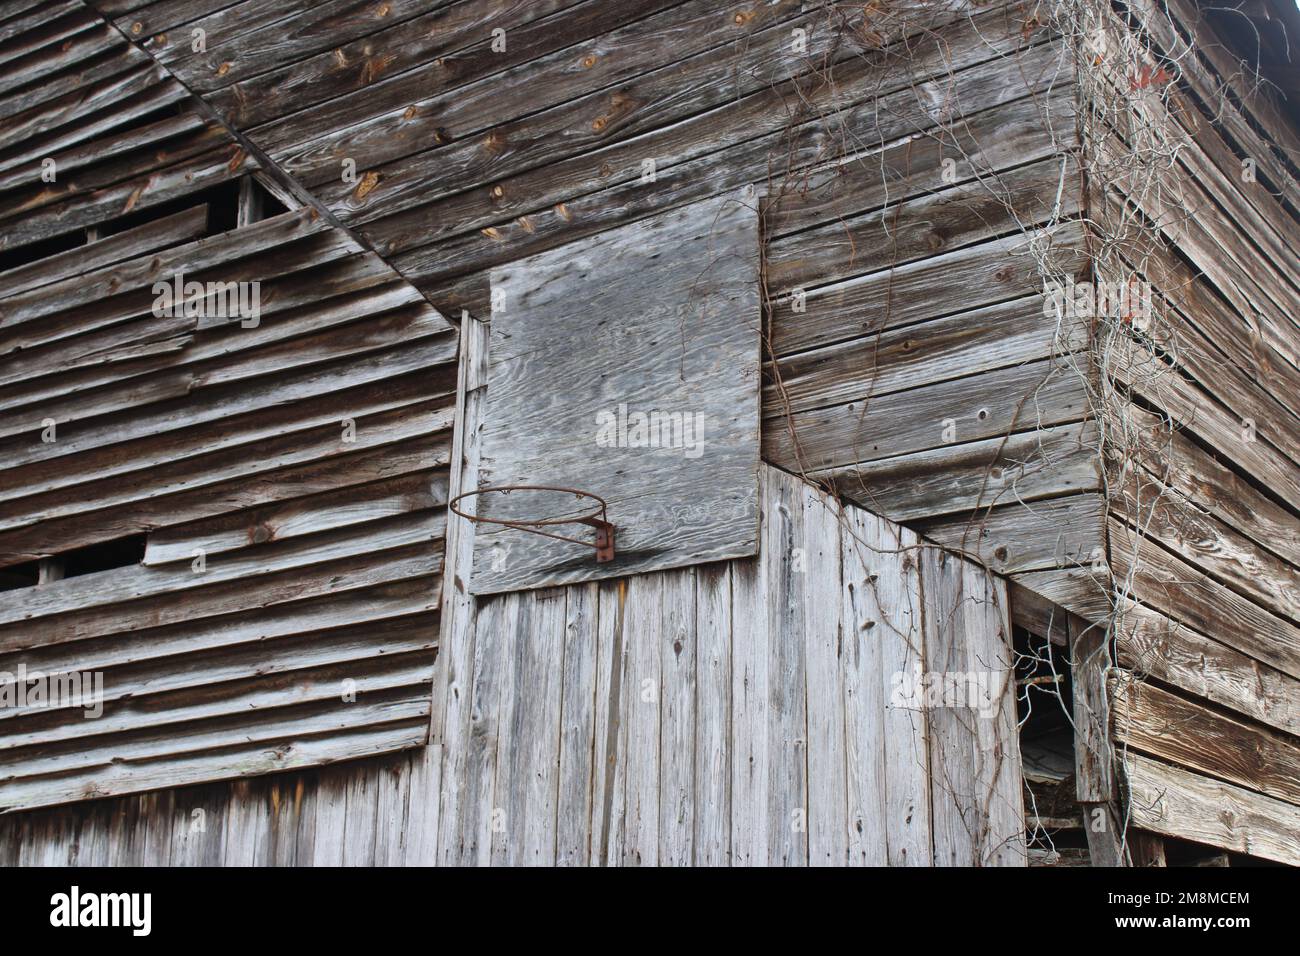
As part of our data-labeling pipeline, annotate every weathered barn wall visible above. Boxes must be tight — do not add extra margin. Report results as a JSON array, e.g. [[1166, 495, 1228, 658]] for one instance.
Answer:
[[3, 0, 1297, 867], [1084, 0, 1300, 867], [88, 0, 1099, 597], [0, 3, 456, 810], [0, 460, 1025, 866]]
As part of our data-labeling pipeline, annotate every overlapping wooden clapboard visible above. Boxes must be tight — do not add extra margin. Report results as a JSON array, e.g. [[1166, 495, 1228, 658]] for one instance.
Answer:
[[0, 3, 456, 812]]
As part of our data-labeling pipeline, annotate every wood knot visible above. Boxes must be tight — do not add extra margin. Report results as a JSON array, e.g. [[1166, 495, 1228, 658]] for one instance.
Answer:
[[994, 545, 1009, 562]]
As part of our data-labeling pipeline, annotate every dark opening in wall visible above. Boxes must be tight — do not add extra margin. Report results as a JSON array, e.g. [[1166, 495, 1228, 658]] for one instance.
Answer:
[[0, 561, 38, 593], [0, 229, 84, 274], [0, 536, 145, 592], [1014, 625, 1088, 864], [60, 535, 146, 579]]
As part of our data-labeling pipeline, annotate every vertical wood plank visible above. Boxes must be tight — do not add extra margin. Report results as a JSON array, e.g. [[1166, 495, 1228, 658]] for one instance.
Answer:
[[372, 757, 408, 866], [694, 562, 732, 866], [490, 591, 526, 866], [620, 573, 662, 866], [455, 592, 504, 866], [433, 315, 487, 861], [658, 567, 697, 866], [765, 468, 809, 866], [840, 505, 891, 866], [309, 772, 349, 866], [590, 580, 628, 865], [969, 573, 1026, 866], [404, 744, 442, 865], [169, 784, 225, 866], [556, 583, 599, 865], [290, 772, 319, 867], [342, 764, 380, 865], [879, 522, 932, 866], [922, 553, 977, 867], [731, 471, 770, 866], [801, 480, 848, 866], [519, 587, 566, 865], [1073, 614, 1125, 866]]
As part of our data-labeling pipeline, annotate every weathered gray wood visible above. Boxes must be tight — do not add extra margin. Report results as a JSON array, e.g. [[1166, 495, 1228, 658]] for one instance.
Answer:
[[1115, 600, 1300, 737], [471, 190, 761, 593], [821, 422, 1099, 524], [839, 504, 894, 866], [555, 583, 598, 865], [799, 476, 847, 866], [728, 480, 770, 866], [763, 468, 809, 866], [1115, 678, 1300, 807], [922, 550, 978, 866], [1126, 753, 1300, 867], [619, 573, 661, 866], [765, 359, 1089, 475], [1110, 520, 1300, 680], [692, 562, 731, 865]]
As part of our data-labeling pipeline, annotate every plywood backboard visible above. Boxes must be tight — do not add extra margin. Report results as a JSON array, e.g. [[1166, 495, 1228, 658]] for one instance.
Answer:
[[471, 190, 762, 594]]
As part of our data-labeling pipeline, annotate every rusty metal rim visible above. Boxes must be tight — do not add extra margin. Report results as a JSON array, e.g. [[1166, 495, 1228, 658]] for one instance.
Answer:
[[448, 484, 616, 561]]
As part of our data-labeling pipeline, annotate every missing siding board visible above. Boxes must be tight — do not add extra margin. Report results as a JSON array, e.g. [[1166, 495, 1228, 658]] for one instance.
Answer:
[[470, 189, 762, 594]]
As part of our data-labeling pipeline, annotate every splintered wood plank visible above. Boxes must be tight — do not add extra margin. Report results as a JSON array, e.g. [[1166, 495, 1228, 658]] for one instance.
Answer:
[[658, 566, 697, 866], [555, 583, 598, 865], [693, 562, 732, 865], [472, 189, 760, 593]]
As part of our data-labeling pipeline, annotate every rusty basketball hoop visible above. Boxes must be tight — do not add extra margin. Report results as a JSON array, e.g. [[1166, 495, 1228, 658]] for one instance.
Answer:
[[449, 484, 616, 563]]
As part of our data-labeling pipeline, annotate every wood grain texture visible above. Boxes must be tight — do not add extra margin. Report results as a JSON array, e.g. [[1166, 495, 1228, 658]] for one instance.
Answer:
[[471, 189, 761, 593], [1126, 754, 1300, 867], [4, 463, 1031, 864]]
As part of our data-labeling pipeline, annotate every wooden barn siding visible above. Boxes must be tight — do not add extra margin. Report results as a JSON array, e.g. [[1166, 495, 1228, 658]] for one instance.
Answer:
[[0, 463, 1026, 866], [0, 5, 458, 812], [97, 0, 1101, 606], [1098, 0, 1300, 866]]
